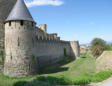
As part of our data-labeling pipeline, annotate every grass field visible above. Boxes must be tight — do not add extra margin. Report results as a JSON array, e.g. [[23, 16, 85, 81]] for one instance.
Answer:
[[0, 54, 112, 86]]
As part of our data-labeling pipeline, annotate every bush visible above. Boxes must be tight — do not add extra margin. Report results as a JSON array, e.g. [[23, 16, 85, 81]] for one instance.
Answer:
[[91, 38, 106, 57], [92, 45, 104, 57], [105, 44, 112, 50]]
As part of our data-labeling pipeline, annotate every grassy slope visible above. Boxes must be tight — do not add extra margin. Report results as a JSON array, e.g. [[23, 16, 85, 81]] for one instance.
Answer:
[[0, 54, 112, 85], [0, 55, 96, 86], [44, 55, 96, 78]]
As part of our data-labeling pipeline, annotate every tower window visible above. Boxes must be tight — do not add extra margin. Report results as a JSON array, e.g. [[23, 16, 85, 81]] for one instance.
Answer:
[[18, 37, 20, 46], [20, 20, 24, 26], [9, 21, 11, 26], [32, 22, 33, 27]]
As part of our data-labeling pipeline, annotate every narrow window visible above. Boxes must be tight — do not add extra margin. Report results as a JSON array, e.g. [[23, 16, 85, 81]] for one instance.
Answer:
[[18, 37, 20, 46], [32, 22, 33, 27], [32, 38, 34, 47], [9, 21, 11, 26], [10, 52, 12, 60], [20, 20, 24, 26]]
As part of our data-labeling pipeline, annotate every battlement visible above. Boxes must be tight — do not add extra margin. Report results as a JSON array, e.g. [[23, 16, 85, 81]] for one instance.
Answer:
[[5, 21, 36, 28]]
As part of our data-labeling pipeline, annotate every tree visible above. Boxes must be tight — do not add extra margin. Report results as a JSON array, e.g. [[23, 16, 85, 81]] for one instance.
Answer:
[[91, 38, 106, 58], [105, 44, 112, 50]]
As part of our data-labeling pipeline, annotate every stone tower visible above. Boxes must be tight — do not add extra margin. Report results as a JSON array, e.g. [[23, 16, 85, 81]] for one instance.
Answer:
[[0, 0, 17, 69], [4, 0, 38, 76], [70, 41, 80, 58], [39, 24, 47, 33]]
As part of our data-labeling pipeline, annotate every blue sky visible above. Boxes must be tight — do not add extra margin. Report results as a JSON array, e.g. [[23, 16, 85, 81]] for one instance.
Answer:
[[25, 0, 112, 44]]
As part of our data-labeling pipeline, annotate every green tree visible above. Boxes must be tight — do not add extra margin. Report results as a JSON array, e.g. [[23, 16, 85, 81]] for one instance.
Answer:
[[91, 38, 106, 58], [105, 44, 112, 50]]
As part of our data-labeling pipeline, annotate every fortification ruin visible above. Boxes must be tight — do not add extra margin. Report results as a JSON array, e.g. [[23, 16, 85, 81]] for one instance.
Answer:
[[0, 0, 80, 76]]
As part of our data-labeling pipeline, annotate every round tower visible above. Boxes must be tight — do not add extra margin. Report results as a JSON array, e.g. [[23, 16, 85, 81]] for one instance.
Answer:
[[4, 0, 38, 76]]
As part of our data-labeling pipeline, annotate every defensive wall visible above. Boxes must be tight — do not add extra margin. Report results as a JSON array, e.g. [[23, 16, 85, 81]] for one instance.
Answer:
[[4, 20, 80, 76]]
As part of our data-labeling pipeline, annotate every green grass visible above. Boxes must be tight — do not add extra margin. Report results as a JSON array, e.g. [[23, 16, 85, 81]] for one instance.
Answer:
[[0, 54, 112, 86], [92, 70, 112, 82]]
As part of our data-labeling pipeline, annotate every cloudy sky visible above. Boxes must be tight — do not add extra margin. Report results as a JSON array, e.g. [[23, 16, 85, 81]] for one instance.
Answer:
[[24, 0, 112, 44]]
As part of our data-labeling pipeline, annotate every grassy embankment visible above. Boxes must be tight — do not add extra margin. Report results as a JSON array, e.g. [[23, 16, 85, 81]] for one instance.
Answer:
[[0, 54, 112, 86]]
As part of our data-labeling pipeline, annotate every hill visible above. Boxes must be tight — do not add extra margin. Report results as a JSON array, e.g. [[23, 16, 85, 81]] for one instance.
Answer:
[[96, 51, 112, 71]]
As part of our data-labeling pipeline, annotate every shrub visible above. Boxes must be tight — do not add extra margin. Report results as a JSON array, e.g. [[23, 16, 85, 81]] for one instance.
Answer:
[[91, 38, 106, 57], [92, 45, 104, 58], [105, 44, 112, 50]]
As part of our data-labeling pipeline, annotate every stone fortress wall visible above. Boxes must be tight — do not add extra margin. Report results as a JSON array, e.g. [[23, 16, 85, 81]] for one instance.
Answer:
[[4, 20, 80, 76]]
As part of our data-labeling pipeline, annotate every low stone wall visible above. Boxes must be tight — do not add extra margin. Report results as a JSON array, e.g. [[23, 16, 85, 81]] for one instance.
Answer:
[[32, 39, 80, 69]]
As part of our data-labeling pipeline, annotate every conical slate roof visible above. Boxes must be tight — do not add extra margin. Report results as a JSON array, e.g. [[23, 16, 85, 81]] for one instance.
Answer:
[[5, 0, 34, 22]]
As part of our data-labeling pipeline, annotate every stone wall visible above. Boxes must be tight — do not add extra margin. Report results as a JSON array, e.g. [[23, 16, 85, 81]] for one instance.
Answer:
[[33, 40, 71, 68], [33, 40, 80, 68], [4, 20, 80, 76]]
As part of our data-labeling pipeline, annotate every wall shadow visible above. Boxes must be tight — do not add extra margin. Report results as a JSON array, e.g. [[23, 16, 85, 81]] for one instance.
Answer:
[[39, 56, 75, 74]]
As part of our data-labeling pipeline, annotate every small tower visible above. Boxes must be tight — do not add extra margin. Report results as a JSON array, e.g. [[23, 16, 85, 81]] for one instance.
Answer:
[[4, 0, 38, 76], [70, 41, 80, 58], [39, 24, 47, 33]]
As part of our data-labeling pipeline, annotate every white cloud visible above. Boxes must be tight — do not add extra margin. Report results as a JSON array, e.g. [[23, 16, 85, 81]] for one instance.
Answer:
[[25, 0, 64, 7]]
